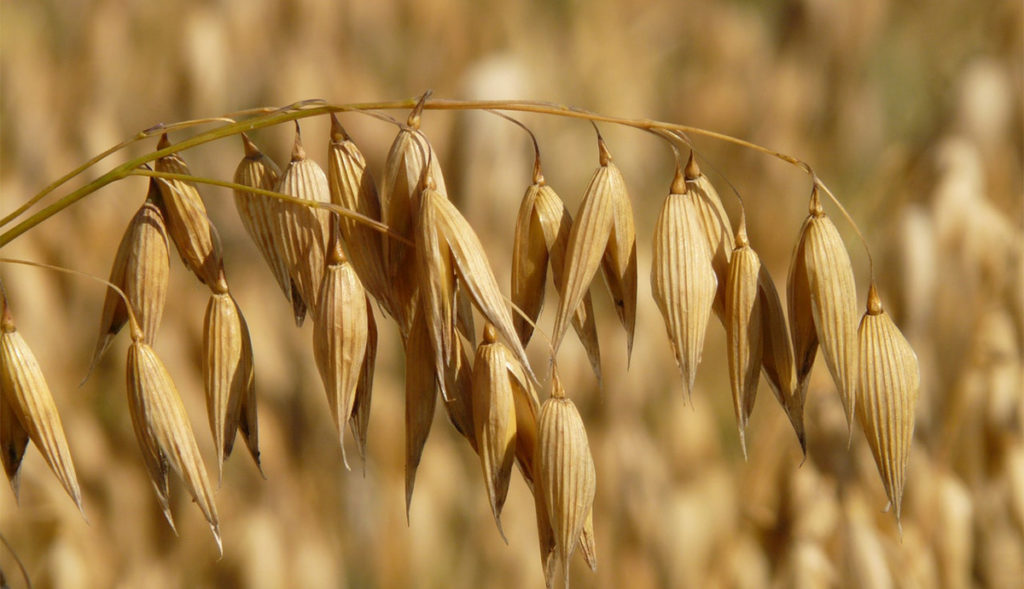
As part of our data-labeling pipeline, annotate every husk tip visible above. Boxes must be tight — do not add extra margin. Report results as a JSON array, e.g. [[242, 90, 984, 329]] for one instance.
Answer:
[[291, 122, 306, 161], [684, 150, 701, 180]]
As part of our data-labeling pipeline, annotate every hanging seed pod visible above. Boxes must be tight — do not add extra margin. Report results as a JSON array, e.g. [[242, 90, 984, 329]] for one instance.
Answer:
[[233, 134, 290, 306], [422, 187, 538, 385], [235, 311, 262, 475], [684, 152, 734, 317], [552, 137, 633, 361], [442, 334, 477, 452], [327, 115, 390, 309], [313, 235, 368, 470], [0, 304, 82, 510], [790, 187, 859, 430], [599, 140, 638, 358], [202, 290, 255, 479], [537, 372, 596, 589], [512, 164, 602, 380], [404, 306, 437, 521], [272, 124, 330, 324], [154, 134, 226, 288], [92, 186, 169, 367], [651, 170, 718, 400], [509, 357, 540, 490], [856, 284, 920, 527], [725, 222, 763, 459], [415, 182, 457, 400], [757, 267, 805, 453], [126, 338, 220, 552], [349, 297, 377, 470]]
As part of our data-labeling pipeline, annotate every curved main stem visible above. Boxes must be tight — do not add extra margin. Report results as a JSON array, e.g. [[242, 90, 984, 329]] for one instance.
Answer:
[[0, 97, 833, 248]]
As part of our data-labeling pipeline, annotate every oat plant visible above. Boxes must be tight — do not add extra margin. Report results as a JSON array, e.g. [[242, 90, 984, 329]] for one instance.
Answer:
[[0, 93, 920, 586]]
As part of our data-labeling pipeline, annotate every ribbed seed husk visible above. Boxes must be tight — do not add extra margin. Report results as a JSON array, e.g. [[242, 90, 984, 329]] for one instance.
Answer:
[[404, 306, 437, 520], [599, 151, 638, 359], [684, 153, 734, 317], [272, 127, 330, 324], [532, 466, 558, 588], [423, 188, 538, 386], [154, 134, 225, 289], [327, 115, 390, 311], [538, 375, 596, 589], [380, 127, 447, 333], [787, 214, 819, 417], [856, 285, 920, 525], [0, 385, 28, 496], [800, 190, 859, 429], [415, 186, 457, 400], [202, 291, 254, 479], [512, 180, 602, 380], [725, 231, 763, 459], [235, 308, 261, 475], [551, 139, 624, 358], [651, 187, 718, 400], [233, 134, 289, 305], [0, 308, 82, 510], [349, 297, 377, 469], [442, 334, 477, 452], [757, 266, 805, 452], [508, 356, 540, 490], [92, 189, 169, 367], [471, 325, 518, 541], [313, 244, 368, 470], [126, 340, 220, 552]]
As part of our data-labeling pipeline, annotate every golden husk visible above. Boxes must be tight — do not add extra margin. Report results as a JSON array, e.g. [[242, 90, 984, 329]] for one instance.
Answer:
[[725, 231, 763, 459]]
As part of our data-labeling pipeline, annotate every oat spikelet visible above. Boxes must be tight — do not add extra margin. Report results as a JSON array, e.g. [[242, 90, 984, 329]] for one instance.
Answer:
[[796, 188, 859, 430], [512, 169, 601, 380], [313, 237, 368, 470], [273, 124, 330, 324], [404, 307, 437, 521], [538, 372, 596, 589], [235, 310, 262, 475], [154, 134, 225, 288], [92, 185, 169, 366], [757, 267, 805, 453], [651, 171, 718, 400], [415, 184, 457, 399], [683, 153, 735, 317], [349, 297, 377, 470], [442, 335, 477, 452], [599, 140, 638, 359], [0, 305, 82, 510], [0, 383, 28, 498], [126, 339, 220, 551], [552, 138, 631, 360], [423, 187, 538, 385], [857, 284, 920, 527], [202, 290, 254, 479], [725, 222, 763, 459], [233, 134, 289, 305], [327, 115, 390, 310], [471, 324, 518, 541], [509, 356, 541, 490]]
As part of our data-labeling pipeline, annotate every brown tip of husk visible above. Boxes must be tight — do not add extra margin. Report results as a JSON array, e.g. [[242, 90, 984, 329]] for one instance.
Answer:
[[684, 151, 701, 180], [597, 135, 612, 166], [867, 282, 883, 315], [329, 113, 349, 142], [157, 133, 171, 150], [671, 165, 686, 195], [241, 133, 260, 158], [291, 122, 306, 161], [809, 186, 824, 217]]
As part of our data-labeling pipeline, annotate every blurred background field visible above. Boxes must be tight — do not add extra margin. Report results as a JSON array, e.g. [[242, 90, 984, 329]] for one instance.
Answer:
[[0, 0, 1021, 587]]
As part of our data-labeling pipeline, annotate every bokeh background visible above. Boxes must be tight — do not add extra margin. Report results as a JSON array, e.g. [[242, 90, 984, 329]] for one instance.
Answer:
[[1, 0, 1021, 587]]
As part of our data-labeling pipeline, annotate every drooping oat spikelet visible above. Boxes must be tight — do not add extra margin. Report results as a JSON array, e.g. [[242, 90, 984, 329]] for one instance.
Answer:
[[856, 284, 920, 526], [471, 324, 519, 541], [404, 306, 437, 521], [787, 214, 819, 411], [651, 170, 718, 400], [272, 124, 330, 324], [0, 384, 28, 497], [313, 236, 368, 470], [327, 115, 390, 311], [537, 372, 596, 589], [415, 183, 457, 399], [154, 134, 226, 289], [757, 267, 805, 452], [349, 297, 377, 469], [422, 185, 538, 385], [792, 188, 859, 429], [235, 313, 262, 475], [442, 335, 477, 452], [0, 304, 82, 510], [552, 138, 634, 361], [380, 115, 447, 334], [683, 153, 734, 317], [512, 167, 601, 379], [508, 356, 540, 490], [126, 339, 221, 552], [233, 134, 289, 305], [92, 185, 169, 366], [725, 222, 763, 459], [202, 289, 255, 479]]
